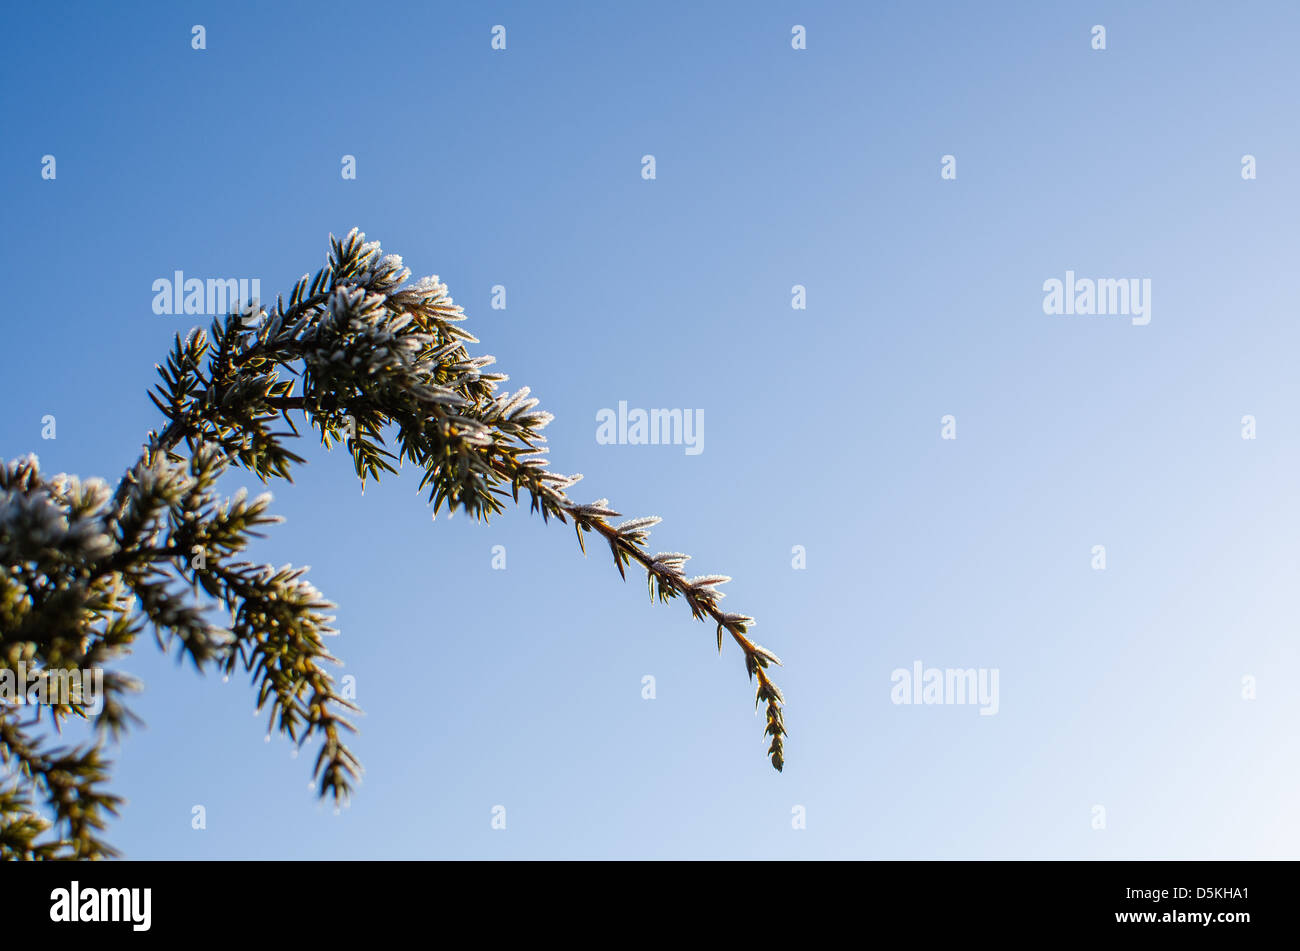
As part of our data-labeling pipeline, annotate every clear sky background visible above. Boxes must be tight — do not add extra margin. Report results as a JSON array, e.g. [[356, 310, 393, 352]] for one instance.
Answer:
[[3, 1, 1299, 859]]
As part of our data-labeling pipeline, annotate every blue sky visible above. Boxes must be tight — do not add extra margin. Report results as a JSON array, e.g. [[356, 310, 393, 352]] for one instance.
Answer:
[[2, 0, 1299, 858]]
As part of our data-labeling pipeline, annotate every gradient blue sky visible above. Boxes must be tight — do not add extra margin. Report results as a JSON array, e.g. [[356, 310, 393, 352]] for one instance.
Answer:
[[3, 1, 1299, 858]]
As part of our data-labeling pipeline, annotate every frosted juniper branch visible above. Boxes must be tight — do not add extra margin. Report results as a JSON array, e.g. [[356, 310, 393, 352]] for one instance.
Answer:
[[0, 227, 785, 862], [131, 228, 787, 772], [0, 227, 787, 859]]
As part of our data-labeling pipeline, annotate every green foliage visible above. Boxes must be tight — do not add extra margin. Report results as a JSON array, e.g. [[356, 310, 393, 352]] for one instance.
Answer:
[[0, 230, 785, 858]]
